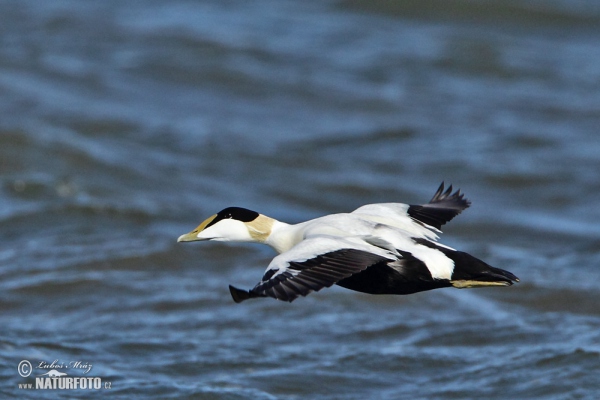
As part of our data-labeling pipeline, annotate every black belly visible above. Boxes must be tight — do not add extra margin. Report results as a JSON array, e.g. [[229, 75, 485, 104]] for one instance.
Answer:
[[336, 259, 451, 295]]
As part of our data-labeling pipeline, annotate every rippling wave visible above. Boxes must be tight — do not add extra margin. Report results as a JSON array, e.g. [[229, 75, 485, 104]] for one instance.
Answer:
[[1, 0, 599, 398]]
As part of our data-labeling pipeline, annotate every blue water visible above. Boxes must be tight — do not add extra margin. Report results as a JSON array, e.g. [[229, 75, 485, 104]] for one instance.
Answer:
[[1, 0, 600, 398]]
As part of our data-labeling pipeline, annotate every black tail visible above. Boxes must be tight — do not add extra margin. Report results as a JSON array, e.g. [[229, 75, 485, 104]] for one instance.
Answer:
[[446, 250, 519, 288], [413, 238, 518, 288]]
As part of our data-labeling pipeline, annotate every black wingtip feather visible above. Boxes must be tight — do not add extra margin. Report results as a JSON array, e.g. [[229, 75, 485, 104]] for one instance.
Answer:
[[429, 182, 471, 209], [229, 285, 250, 303], [407, 182, 471, 229]]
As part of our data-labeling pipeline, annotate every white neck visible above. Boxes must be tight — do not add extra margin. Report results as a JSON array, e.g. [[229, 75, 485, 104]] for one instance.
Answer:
[[265, 220, 305, 254]]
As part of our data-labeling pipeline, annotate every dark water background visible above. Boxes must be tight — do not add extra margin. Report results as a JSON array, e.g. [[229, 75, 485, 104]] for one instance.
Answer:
[[1, 1, 600, 398]]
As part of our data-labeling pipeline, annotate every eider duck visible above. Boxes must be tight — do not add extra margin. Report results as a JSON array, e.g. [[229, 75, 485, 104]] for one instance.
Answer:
[[178, 183, 518, 303]]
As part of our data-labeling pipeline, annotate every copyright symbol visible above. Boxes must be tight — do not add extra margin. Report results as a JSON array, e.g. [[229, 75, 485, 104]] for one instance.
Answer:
[[18, 360, 32, 377]]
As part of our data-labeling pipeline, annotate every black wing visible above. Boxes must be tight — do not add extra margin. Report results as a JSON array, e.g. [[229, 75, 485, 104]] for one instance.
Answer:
[[229, 248, 392, 303], [407, 182, 471, 230]]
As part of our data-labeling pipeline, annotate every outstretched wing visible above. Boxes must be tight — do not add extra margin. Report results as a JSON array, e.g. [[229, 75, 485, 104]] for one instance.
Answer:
[[229, 237, 394, 303], [351, 182, 470, 238], [407, 182, 470, 230]]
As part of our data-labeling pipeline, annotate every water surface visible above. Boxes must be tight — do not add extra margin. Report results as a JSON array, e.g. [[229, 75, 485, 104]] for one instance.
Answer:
[[1, 1, 599, 398]]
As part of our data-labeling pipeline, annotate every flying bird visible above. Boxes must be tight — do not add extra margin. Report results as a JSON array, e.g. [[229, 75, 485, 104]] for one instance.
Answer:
[[178, 183, 518, 303]]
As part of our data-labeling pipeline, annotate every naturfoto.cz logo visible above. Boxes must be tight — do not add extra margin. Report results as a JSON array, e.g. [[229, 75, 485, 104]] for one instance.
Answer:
[[17, 359, 112, 390]]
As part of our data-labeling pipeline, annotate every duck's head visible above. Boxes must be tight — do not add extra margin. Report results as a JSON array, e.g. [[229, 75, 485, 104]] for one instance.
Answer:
[[177, 207, 274, 243]]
